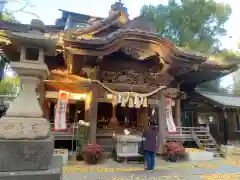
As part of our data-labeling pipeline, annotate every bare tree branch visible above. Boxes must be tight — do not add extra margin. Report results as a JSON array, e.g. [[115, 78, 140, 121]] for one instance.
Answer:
[[19, 10, 40, 19], [0, 0, 22, 4], [10, 1, 29, 13], [1, 0, 40, 20]]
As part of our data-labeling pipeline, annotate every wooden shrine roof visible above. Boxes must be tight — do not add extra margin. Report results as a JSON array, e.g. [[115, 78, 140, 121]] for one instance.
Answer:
[[175, 60, 239, 86], [0, 2, 239, 87], [0, 20, 62, 33], [196, 90, 240, 109], [45, 70, 91, 93]]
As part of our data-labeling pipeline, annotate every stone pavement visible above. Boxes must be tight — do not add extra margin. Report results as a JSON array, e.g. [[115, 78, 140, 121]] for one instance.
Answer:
[[63, 158, 240, 180]]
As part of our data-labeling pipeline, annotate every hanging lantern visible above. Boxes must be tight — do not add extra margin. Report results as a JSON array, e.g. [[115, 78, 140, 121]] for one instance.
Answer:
[[128, 97, 134, 108], [142, 97, 148, 107]]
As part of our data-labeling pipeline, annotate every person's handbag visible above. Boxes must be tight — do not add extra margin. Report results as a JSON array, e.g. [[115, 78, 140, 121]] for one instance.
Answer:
[[138, 135, 144, 155]]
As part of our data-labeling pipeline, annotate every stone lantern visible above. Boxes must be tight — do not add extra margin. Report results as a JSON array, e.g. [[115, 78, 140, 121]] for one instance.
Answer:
[[0, 19, 61, 179]]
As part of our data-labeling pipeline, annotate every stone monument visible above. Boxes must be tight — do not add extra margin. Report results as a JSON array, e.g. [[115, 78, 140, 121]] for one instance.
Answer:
[[0, 19, 61, 179]]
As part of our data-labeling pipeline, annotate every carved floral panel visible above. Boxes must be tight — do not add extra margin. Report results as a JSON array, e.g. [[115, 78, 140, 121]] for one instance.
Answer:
[[98, 70, 173, 86]]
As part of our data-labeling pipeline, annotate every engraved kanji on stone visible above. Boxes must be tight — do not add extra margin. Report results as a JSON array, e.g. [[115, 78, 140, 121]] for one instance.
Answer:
[[4, 124, 15, 130]]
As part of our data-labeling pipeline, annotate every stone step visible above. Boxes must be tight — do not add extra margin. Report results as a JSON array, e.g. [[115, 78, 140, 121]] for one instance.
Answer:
[[205, 147, 217, 152], [202, 143, 217, 146], [232, 152, 240, 156], [196, 134, 209, 137], [214, 152, 224, 157], [199, 139, 212, 141], [194, 131, 208, 134]]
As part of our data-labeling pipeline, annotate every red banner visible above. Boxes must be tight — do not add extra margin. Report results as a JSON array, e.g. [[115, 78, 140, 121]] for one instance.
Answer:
[[54, 90, 69, 131]]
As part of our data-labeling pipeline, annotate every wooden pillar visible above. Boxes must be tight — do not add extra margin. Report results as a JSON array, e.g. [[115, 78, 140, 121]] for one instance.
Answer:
[[175, 84, 181, 127], [85, 85, 98, 144], [157, 92, 167, 154], [137, 107, 148, 130], [223, 110, 229, 145]]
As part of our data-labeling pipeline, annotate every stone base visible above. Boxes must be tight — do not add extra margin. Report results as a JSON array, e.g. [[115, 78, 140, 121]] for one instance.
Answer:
[[185, 151, 214, 161], [0, 136, 54, 171], [0, 168, 60, 180], [0, 117, 50, 139], [0, 155, 62, 180]]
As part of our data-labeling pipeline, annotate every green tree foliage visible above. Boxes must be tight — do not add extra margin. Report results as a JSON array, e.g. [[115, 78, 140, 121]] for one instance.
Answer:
[[140, 0, 232, 53], [140, 0, 238, 93], [0, 75, 20, 94], [230, 47, 240, 95], [0, 13, 13, 21], [0, 0, 39, 22]]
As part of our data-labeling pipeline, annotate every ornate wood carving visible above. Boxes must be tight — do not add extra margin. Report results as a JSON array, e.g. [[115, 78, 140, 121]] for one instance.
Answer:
[[98, 69, 173, 86]]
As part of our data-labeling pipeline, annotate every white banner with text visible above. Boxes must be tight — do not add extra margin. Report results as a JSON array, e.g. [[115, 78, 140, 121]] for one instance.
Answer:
[[54, 90, 69, 131], [165, 98, 177, 133]]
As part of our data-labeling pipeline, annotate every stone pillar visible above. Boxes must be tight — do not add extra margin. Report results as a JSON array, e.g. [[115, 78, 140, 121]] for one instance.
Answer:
[[85, 85, 98, 144], [157, 92, 167, 154], [0, 62, 54, 172], [0, 19, 61, 179], [38, 81, 46, 117]]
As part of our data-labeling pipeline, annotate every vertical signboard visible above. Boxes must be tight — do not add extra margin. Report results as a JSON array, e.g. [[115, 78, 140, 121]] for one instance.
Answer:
[[165, 98, 177, 133], [54, 90, 69, 131]]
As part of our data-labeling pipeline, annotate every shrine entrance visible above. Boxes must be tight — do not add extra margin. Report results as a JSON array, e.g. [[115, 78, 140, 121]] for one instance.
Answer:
[[97, 102, 141, 131]]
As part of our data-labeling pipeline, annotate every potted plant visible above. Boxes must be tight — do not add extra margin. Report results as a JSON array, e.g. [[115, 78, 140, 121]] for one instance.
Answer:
[[164, 141, 185, 162], [76, 120, 90, 161], [83, 143, 103, 164]]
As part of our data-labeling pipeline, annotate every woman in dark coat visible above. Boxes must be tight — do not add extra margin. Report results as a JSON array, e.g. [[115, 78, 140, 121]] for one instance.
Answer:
[[143, 122, 158, 171]]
